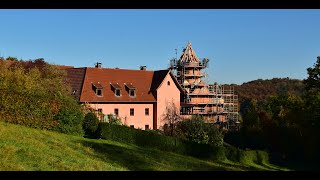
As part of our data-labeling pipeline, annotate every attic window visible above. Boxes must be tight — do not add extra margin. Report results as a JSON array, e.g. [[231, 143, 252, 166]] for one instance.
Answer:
[[96, 89, 102, 96], [129, 89, 135, 97], [110, 83, 122, 97], [115, 89, 121, 96], [92, 82, 103, 97], [125, 83, 136, 97], [167, 81, 170, 86], [72, 90, 77, 95]]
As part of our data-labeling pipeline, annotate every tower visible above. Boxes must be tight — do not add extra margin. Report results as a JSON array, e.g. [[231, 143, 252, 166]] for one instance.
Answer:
[[169, 41, 239, 130]]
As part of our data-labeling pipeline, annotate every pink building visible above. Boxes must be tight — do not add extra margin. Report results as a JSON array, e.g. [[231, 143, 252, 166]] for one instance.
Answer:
[[65, 65, 183, 130]]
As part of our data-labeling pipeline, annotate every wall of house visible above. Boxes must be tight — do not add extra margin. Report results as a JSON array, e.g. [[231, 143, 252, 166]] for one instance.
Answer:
[[156, 74, 181, 129], [87, 103, 154, 130]]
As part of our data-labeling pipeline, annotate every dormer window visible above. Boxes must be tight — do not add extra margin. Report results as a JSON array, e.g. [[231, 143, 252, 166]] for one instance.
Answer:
[[115, 89, 121, 96], [125, 83, 136, 98], [72, 90, 77, 95], [92, 82, 103, 97], [111, 82, 122, 97], [97, 89, 102, 96], [129, 89, 135, 97]]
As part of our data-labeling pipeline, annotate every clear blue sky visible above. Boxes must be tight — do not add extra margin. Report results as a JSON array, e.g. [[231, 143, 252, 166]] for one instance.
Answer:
[[1, 9, 319, 85]]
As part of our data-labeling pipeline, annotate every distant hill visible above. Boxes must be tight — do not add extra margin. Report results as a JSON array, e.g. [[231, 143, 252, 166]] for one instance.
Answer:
[[224, 78, 305, 111]]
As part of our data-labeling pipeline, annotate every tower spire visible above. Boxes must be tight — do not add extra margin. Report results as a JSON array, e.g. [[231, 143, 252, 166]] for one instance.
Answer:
[[180, 41, 200, 63]]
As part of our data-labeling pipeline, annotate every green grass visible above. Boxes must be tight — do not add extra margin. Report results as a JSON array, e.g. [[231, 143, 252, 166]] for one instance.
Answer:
[[0, 121, 288, 171]]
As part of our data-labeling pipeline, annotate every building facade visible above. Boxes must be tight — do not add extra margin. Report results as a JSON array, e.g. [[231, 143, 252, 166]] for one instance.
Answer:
[[65, 65, 183, 130]]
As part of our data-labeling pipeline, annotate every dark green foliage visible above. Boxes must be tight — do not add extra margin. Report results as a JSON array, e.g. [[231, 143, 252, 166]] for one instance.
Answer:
[[242, 99, 261, 129], [83, 112, 99, 137], [224, 144, 241, 162], [53, 95, 84, 136], [100, 123, 221, 159], [94, 122, 103, 139], [304, 56, 320, 93], [176, 115, 224, 147], [6, 56, 18, 61]]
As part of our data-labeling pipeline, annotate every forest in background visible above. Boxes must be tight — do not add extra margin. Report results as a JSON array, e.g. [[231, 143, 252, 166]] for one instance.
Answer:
[[224, 57, 320, 169]]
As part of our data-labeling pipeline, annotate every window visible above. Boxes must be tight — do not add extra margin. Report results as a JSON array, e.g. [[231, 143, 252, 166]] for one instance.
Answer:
[[130, 108, 134, 116], [129, 89, 135, 97], [111, 83, 122, 96], [96, 89, 102, 96], [145, 108, 149, 116], [98, 108, 102, 113], [114, 108, 119, 116], [145, 125, 149, 130], [125, 83, 136, 97], [72, 90, 77, 95], [167, 81, 170, 86], [115, 89, 121, 96], [130, 125, 134, 128]]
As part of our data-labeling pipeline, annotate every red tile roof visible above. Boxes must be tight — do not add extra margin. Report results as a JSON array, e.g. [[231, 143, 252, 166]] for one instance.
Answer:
[[65, 68, 87, 100], [92, 82, 103, 89], [125, 83, 136, 89], [80, 67, 157, 102], [56, 65, 74, 69], [66, 67, 184, 103], [110, 83, 122, 90]]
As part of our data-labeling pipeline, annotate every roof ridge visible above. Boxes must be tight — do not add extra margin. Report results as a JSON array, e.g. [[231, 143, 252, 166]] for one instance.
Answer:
[[86, 67, 155, 72]]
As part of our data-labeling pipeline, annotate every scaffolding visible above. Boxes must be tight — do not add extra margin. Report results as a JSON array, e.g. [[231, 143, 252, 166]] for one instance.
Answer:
[[169, 41, 239, 130]]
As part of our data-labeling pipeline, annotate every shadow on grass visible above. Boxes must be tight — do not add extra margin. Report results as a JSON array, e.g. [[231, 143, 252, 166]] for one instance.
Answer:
[[74, 139, 231, 171], [217, 160, 264, 171]]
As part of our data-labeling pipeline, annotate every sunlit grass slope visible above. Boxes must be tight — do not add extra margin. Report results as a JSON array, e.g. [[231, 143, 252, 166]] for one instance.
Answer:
[[0, 121, 288, 171]]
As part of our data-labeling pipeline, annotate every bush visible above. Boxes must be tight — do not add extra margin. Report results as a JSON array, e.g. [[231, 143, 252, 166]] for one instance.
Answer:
[[53, 95, 84, 136], [100, 123, 222, 159], [176, 115, 224, 147], [0, 59, 85, 136], [83, 112, 99, 137]]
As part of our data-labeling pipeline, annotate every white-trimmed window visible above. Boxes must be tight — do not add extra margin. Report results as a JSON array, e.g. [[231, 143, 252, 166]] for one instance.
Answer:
[[130, 108, 134, 116], [115, 89, 121, 96]]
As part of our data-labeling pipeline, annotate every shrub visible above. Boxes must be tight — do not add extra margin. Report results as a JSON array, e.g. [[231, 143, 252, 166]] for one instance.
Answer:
[[53, 95, 84, 136], [176, 115, 224, 147], [100, 123, 220, 159], [83, 112, 99, 137], [0, 59, 85, 136]]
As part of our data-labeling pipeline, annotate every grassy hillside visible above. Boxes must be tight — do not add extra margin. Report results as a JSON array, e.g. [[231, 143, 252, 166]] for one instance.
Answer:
[[0, 121, 288, 171]]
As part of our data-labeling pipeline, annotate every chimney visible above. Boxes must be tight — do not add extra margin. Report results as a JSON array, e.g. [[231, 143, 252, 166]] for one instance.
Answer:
[[140, 66, 147, 70], [95, 62, 102, 68]]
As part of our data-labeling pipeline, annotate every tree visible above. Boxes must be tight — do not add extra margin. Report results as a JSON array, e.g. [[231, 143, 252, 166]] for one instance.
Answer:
[[175, 115, 224, 147], [304, 56, 320, 127], [242, 99, 261, 130], [161, 100, 181, 136], [107, 113, 122, 125], [304, 56, 320, 93], [83, 112, 99, 137]]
